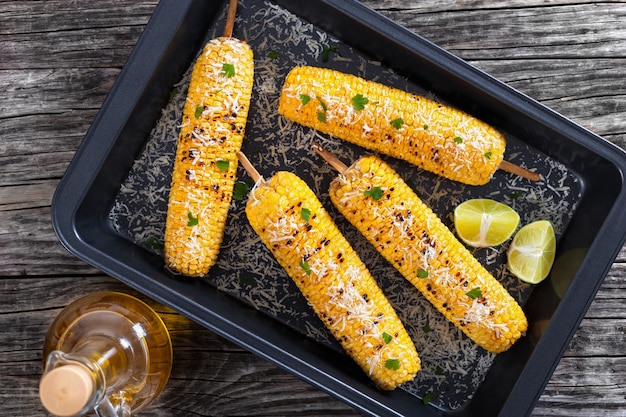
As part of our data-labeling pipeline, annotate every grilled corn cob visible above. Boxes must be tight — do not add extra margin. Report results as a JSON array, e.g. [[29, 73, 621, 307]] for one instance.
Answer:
[[244, 170, 420, 390], [326, 154, 527, 353], [279, 66, 506, 186], [164, 37, 254, 277]]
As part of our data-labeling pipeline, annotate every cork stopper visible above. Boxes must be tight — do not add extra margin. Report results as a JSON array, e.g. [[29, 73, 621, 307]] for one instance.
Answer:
[[39, 364, 95, 417]]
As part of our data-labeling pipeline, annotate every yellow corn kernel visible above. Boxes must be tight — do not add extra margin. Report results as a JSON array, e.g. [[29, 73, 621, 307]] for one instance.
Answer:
[[328, 155, 527, 353], [279, 66, 505, 185], [164, 37, 254, 277], [245, 171, 420, 390]]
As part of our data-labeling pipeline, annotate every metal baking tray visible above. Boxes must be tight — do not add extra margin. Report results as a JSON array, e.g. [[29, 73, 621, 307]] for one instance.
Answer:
[[51, 1, 626, 416]]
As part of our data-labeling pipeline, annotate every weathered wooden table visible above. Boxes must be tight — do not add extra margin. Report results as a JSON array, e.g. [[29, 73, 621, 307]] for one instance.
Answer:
[[1, 1, 624, 416]]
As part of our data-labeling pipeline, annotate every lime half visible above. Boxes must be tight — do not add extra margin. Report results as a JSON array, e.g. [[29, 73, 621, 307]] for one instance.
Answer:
[[507, 220, 556, 284], [453, 199, 520, 248]]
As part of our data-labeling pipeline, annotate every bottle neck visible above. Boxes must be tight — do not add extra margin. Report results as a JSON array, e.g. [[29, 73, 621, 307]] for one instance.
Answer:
[[39, 350, 131, 417], [39, 351, 103, 416]]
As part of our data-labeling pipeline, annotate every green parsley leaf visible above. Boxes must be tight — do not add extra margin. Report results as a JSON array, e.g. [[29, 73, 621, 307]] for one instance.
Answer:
[[466, 287, 483, 299], [145, 236, 164, 251], [267, 50, 279, 59], [382, 332, 393, 344], [435, 365, 444, 375], [299, 260, 312, 275], [316, 97, 327, 112], [299, 94, 311, 105], [187, 212, 199, 227], [168, 87, 178, 103], [422, 323, 431, 333], [301, 207, 311, 221], [352, 94, 369, 110], [221, 63, 235, 78], [510, 191, 522, 199], [390, 118, 404, 129], [423, 124, 429, 130], [316, 97, 328, 122], [417, 268, 429, 279], [238, 276, 255, 286], [233, 181, 249, 201], [484, 151, 493, 159], [364, 186, 383, 200], [422, 391, 434, 405], [384, 358, 401, 371], [321, 44, 340, 62], [453, 136, 463, 144], [216, 159, 230, 172], [194, 105, 203, 119]]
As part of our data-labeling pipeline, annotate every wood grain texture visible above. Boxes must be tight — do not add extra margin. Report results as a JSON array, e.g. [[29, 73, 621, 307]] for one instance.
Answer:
[[0, 0, 624, 416]]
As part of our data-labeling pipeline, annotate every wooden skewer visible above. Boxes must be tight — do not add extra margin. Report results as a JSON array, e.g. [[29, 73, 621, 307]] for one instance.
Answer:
[[223, 0, 238, 38], [498, 160, 541, 181], [237, 151, 263, 184], [311, 142, 348, 175]]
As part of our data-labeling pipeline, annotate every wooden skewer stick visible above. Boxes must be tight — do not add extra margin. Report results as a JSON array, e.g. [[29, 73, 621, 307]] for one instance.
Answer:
[[311, 142, 348, 175], [223, 0, 238, 38], [237, 151, 264, 184], [498, 160, 541, 182]]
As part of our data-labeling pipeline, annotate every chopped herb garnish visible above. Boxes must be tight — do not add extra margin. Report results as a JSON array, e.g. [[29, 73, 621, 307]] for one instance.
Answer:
[[238, 276, 255, 286], [301, 207, 311, 221], [321, 44, 340, 62], [299, 260, 312, 275], [484, 151, 493, 159], [466, 287, 483, 299], [453, 136, 463, 144], [299, 94, 311, 105], [216, 159, 230, 172], [187, 212, 199, 227], [384, 358, 401, 371], [267, 50, 279, 59], [417, 268, 429, 279], [145, 236, 164, 251], [364, 186, 383, 200], [316, 97, 328, 112], [422, 323, 431, 333], [168, 87, 178, 103], [194, 105, 203, 119], [233, 181, 249, 201], [422, 391, 434, 405], [510, 191, 522, 199], [221, 63, 235, 78], [423, 124, 429, 130], [435, 365, 444, 375], [352, 94, 369, 110], [382, 332, 393, 344], [316, 97, 328, 123], [390, 118, 404, 129]]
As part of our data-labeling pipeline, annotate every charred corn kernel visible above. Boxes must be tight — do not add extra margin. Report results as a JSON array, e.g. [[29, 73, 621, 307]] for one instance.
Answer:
[[164, 37, 254, 277], [279, 66, 506, 185], [245, 171, 420, 390], [328, 155, 527, 353]]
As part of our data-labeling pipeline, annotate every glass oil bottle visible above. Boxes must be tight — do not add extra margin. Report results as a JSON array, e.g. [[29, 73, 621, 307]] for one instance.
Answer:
[[39, 292, 173, 417]]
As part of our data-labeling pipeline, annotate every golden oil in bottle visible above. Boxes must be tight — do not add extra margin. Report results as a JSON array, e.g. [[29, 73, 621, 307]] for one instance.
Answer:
[[39, 292, 172, 417]]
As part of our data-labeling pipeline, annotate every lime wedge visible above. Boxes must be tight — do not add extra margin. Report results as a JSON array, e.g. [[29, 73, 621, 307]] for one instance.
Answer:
[[453, 199, 520, 248], [507, 220, 556, 284]]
